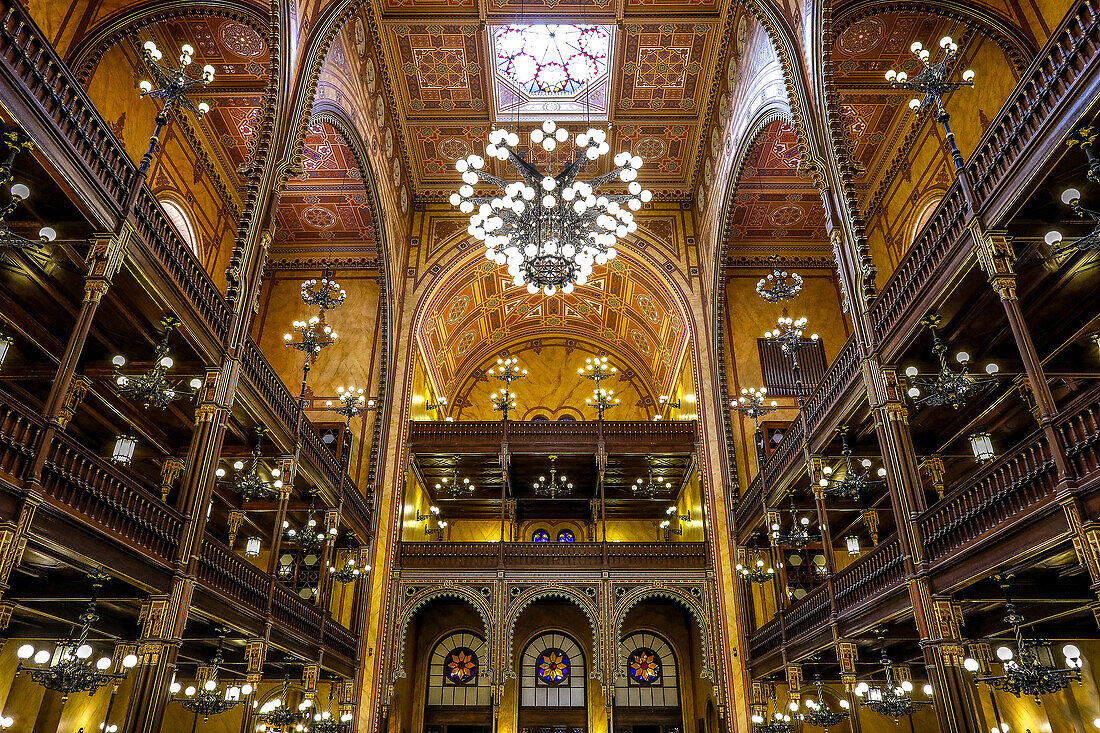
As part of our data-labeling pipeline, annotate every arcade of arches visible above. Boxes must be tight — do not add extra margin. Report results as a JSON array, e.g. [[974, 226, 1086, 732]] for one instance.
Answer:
[[1, 0, 1100, 731]]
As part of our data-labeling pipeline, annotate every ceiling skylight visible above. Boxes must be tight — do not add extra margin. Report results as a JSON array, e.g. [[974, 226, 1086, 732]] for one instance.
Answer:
[[490, 24, 614, 121]]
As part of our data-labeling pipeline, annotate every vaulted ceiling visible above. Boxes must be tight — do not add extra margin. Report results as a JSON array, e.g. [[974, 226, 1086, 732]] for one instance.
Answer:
[[370, 2, 733, 202]]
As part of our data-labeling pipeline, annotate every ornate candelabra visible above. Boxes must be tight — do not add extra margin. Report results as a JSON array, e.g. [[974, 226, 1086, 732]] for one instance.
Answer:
[[751, 692, 793, 733], [300, 267, 347, 311], [855, 650, 932, 721], [756, 255, 803, 302], [903, 314, 998, 409], [736, 548, 776, 584], [433, 458, 476, 498], [171, 638, 243, 722], [16, 572, 138, 700], [255, 678, 303, 730], [770, 493, 820, 548], [964, 576, 1082, 702], [217, 428, 280, 502], [632, 455, 672, 498], [0, 132, 56, 250], [533, 454, 573, 498], [488, 357, 525, 420], [578, 355, 617, 385], [885, 35, 974, 170], [1047, 186, 1100, 258], [797, 674, 850, 729], [818, 427, 885, 501], [112, 315, 202, 409], [137, 41, 213, 179], [328, 548, 370, 585]]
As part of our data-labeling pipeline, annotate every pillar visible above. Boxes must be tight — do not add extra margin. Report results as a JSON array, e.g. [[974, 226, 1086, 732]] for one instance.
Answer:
[[918, 598, 982, 733]]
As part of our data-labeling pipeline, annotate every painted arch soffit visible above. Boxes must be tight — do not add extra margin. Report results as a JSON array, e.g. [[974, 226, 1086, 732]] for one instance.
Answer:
[[416, 248, 692, 401]]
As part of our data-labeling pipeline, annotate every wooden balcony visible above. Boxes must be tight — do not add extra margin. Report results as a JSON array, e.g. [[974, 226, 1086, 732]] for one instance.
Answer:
[[408, 419, 697, 455], [397, 541, 710, 573]]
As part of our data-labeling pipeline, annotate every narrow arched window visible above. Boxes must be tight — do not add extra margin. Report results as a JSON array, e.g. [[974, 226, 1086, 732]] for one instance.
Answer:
[[160, 198, 200, 257]]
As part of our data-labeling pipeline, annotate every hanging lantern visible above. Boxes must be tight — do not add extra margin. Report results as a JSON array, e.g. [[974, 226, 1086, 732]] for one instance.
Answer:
[[111, 435, 137, 465], [969, 432, 995, 462]]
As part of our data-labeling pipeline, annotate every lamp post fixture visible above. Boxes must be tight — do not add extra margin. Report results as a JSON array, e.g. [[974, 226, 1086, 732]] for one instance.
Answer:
[[964, 576, 1082, 702], [533, 455, 573, 498], [136, 41, 213, 180], [112, 315, 202, 409], [756, 255, 804, 303], [885, 35, 974, 171], [586, 387, 619, 420], [15, 572, 138, 700], [578, 355, 617, 386], [817, 426, 886, 500], [488, 357, 525, 420], [903, 313, 998, 409], [797, 674, 850, 729]]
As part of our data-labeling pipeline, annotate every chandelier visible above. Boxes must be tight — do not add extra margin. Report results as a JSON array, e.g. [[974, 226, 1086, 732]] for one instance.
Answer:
[[112, 315, 202, 409], [171, 639, 244, 722], [533, 454, 573, 498], [964, 577, 1082, 702], [797, 674, 850, 729], [855, 650, 931, 721], [632, 455, 672, 497], [769, 493, 820, 548], [217, 428, 281, 501], [301, 267, 347, 311], [256, 678, 303, 730], [751, 692, 793, 733], [16, 572, 138, 701], [756, 256, 803, 302], [434, 458, 476, 498], [328, 549, 370, 584], [904, 314, 998, 409], [283, 500, 325, 549], [449, 121, 651, 295], [489, 357, 525, 420], [818, 427, 885, 500], [736, 549, 775, 584]]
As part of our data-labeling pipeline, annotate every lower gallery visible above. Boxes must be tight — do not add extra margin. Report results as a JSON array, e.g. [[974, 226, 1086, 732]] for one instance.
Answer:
[[0, 0, 1097, 730]]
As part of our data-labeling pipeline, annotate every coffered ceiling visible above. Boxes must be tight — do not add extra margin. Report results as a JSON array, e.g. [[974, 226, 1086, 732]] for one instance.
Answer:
[[371, 0, 733, 202]]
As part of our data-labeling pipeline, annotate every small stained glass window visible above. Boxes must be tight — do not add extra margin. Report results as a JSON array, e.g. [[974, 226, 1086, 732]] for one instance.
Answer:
[[537, 648, 570, 685], [557, 530, 575, 542], [532, 529, 550, 542], [628, 648, 662, 685], [445, 647, 478, 685]]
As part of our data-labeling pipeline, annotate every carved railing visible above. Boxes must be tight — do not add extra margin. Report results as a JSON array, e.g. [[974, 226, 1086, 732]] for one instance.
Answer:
[[968, 0, 1100, 210], [196, 537, 269, 611], [0, 0, 134, 211], [0, 401, 38, 482], [918, 434, 1058, 565], [832, 537, 905, 614], [324, 621, 359, 661], [271, 582, 324, 640], [132, 191, 230, 343], [748, 616, 783, 661], [784, 584, 830, 642], [804, 336, 862, 435], [408, 420, 698, 454], [241, 341, 301, 444], [869, 182, 969, 342], [397, 541, 708, 571], [39, 431, 183, 560]]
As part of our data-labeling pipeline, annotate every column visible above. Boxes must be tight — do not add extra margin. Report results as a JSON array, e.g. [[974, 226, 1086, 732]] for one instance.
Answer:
[[836, 640, 862, 733], [0, 495, 37, 603], [918, 598, 982, 733], [1061, 497, 1100, 626], [238, 638, 267, 733]]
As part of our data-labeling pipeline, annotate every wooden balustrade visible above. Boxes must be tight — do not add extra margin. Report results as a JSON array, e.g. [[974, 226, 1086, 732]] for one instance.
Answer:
[[408, 419, 698, 454], [918, 434, 1058, 565], [397, 541, 708, 571], [324, 621, 359, 661], [197, 536, 269, 611], [1060, 399, 1100, 476], [748, 616, 783, 661], [0, 402, 38, 482], [832, 538, 905, 613], [783, 584, 830, 642], [271, 582, 324, 640], [804, 336, 861, 435], [0, 0, 133, 213]]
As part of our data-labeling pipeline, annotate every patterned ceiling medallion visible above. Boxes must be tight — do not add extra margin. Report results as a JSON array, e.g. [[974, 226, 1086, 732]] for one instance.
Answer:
[[837, 17, 885, 55], [635, 294, 660, 323], [635, 136, 667, 161], [769, 204, 805, 227], [634, 46, 691, 89], [438, 137, 472, 161], [303, 206, 337, 229], [375, 96, 386, 127], [631, 329, 652, 355], [364, 57, 377, 92], [413, 47, 470, 89], [447, 296, 470, 323], [385, 128, 395, 159], [219, 21, 266, 58], [455, 331, 477, 354]]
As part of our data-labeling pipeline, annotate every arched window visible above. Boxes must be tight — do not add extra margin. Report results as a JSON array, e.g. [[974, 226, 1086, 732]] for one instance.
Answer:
[[159, 198, 200, 257], [557, 415, 575, 421], [616, 632, 679, 706], [909, 197, 942, 247], [557, 530, 575, 542], [427, 631, 490, 706], [532, 529, 550, 542], [521, 632, 586, 707], [531, 415, 550, 421]]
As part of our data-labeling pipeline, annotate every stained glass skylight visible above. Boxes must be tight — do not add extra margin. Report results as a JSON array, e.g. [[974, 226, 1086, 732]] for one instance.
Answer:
[[490, 24, 614, 121]]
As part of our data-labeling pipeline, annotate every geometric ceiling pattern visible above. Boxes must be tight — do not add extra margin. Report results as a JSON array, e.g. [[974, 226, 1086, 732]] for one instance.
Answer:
[[417, 250, 691, 397], [725, 118, 828, 242], [373, 0, 728, 201], [274, 121, 377, 254]]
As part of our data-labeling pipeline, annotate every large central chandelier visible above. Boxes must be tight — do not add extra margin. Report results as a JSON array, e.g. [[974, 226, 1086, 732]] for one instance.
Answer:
[[449, 121, 651, 295]]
